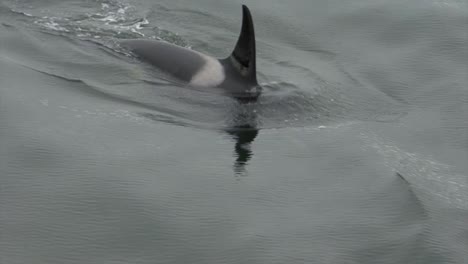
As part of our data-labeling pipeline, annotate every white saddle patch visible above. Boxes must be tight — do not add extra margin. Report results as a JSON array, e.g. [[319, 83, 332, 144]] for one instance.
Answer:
[[189, 53, 225, 87]]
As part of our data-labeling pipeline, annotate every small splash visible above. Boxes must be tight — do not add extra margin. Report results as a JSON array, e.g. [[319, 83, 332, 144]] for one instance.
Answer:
[[35, 18, 70, 32], [14, 0, 189, 50], [9, 9, 33, 17], [260, 81, 279, 86], [18, 0, 147, 41]]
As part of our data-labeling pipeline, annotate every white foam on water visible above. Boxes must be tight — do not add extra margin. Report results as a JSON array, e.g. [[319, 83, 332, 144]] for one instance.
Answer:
[[27, 0, 148, 38]]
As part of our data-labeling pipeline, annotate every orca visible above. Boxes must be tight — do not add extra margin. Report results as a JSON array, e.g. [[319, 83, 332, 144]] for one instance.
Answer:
[[120, 5, 260, 100]]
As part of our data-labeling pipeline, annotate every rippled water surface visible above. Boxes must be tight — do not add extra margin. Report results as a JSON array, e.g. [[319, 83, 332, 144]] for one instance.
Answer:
[[1, 0, 467, 263]]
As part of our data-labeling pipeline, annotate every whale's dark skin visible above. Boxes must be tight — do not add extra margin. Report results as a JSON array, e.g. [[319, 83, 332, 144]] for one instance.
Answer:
[[120, 5, 260, 101]]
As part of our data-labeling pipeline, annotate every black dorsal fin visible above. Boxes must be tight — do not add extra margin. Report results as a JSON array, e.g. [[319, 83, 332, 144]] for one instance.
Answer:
[[229, 5, 257, 84]]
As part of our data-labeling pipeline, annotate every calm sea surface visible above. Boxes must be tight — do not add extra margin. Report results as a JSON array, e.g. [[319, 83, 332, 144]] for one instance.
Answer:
[[1, 0, 467, 263]]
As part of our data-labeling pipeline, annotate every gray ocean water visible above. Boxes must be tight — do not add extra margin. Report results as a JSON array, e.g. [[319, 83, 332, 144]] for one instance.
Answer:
[[1, 0, 467, 263]]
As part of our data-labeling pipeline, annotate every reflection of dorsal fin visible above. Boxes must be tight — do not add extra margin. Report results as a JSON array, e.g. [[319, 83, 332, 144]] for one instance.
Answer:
[[229, 5, 257, 84]]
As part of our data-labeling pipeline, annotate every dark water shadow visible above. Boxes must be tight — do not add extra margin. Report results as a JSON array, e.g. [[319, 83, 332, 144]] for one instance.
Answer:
[[224, 99, 260, 176], [226, 124, 258, 175]]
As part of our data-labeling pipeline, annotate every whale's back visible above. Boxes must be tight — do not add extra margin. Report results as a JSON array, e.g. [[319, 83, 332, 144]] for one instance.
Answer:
[[119, 5, 259, 100], [120, 40, 206, 82]]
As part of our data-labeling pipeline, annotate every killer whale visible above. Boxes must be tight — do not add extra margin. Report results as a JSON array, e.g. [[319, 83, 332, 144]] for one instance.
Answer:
[[120, 5, 260, 100]]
